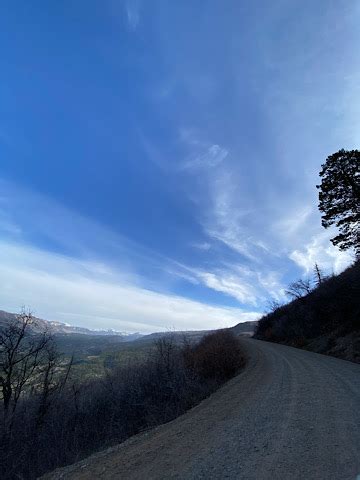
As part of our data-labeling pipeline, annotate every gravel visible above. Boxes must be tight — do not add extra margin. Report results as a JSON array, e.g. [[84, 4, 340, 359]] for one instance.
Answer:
[[43, 338, 360, 480]]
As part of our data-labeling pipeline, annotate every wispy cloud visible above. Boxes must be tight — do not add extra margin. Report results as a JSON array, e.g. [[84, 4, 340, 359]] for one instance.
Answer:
[[194, 270, 258, 305], [182, 145, 353, 296], [169, 260, 286, 308], [183, 144, 228, 171], [125, 0, 140, 31], [207, 176, 353, 278], [0, 180, 263, 328], [0, 240, 259, 333], [179, 128, 228, 171], [191, 242, 211, 251], [202, 170, 267, 261], [274, 205, 313, 239], [0, 179, 159, 280]]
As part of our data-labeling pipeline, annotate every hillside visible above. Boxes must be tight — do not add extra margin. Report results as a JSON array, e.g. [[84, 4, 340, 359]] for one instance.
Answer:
[[254, 260, 360, 362], [230, 320, 258, 336]]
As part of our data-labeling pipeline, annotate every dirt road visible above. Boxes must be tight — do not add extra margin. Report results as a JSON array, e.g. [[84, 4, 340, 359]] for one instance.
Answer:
[[44, 338, 360, 480]]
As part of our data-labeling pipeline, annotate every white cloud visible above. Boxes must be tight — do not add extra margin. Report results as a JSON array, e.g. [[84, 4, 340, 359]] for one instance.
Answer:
[[195, 271, 257, 305], [290, 231, 354, 275], [0, 240, 259, 333], [173, 261, 286, 307]]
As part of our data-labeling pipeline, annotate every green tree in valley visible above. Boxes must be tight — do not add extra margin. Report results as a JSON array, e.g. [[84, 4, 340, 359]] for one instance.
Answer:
[[317, 149, 360, 255]]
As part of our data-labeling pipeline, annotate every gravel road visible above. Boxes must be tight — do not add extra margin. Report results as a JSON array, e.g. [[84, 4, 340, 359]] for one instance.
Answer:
[[44, 338, 360, 480]]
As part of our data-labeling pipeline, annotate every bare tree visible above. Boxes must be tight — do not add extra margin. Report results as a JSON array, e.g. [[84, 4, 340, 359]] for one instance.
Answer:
[[0, 310, 66, 431], [265, 299, 283, 313], [285, 278, 312, 300], [313, 263, 327, 286], [35, 342, 73, 428], [153, 335, 178, 377]]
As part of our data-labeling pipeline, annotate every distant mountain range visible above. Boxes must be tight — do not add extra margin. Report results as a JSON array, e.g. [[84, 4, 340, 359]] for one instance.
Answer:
[[0, 309, 258, 341], [0, 310, 143, 341]]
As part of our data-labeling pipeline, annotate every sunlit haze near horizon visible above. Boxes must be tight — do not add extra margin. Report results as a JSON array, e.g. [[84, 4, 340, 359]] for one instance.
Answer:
[[0, 1, 358, 333]]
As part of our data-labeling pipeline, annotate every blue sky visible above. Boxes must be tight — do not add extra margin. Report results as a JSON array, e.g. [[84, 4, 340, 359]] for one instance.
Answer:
[[0, 1, 358, 333]]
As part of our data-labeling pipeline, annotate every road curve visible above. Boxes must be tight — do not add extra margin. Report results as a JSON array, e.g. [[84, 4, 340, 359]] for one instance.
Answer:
[[44, 338, 360, 480]]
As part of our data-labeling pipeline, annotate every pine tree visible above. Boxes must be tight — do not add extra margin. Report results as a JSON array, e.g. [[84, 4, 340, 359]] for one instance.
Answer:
[[317, 149, 360, 255]]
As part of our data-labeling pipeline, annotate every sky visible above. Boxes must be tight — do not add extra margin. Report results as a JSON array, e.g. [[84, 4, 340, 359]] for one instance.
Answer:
[[0, 1, 358, 333]]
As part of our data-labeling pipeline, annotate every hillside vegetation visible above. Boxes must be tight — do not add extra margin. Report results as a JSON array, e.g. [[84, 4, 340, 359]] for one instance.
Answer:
[[254, 261, 360, 362], [0, 327, 245, 480]]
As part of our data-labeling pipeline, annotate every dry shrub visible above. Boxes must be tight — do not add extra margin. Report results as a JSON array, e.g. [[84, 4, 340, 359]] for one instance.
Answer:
[[184, 330, 245, 381]]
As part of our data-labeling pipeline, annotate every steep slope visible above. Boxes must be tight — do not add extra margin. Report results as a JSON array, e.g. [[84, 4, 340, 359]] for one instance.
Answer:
[[254, 261, 360, 362]]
